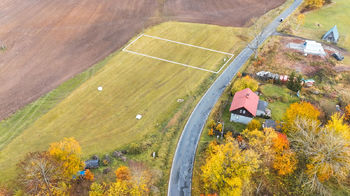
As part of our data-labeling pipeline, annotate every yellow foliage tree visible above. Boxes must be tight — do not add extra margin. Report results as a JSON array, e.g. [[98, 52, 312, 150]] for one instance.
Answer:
[[108, 165, 152, 195], [297, 14, 305, 26], [326, 113, 350, 140], [216, 123, 223, 132], [89, 183, 107, 196], [48, 137, 84, 178], [207, 119, 216, 129], [107, 181, 130, 196], [247, 119, 261, 131], [231, 76, 259, 95], [283, 102, 320, 133], [305, 0, 325, 9], [201, 136, 260, 195]]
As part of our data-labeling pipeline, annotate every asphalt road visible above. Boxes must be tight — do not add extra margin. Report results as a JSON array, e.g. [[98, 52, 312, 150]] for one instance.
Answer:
[[167, 0, 303, 195]]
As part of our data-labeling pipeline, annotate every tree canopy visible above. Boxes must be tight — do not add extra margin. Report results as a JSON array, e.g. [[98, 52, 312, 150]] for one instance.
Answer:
[[231, 76, 259, 95]]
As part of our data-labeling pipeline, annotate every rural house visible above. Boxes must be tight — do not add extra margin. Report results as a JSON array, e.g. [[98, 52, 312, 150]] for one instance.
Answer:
[[229, 88, 269, 124], [322, 25, 339, 44]]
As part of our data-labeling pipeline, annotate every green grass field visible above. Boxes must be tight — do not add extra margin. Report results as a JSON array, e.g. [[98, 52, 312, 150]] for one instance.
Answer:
[[0, 22, 247, 183], [260, 84, 299, 120], [125, 35, 232, 72], [296, 0, 350, 51]]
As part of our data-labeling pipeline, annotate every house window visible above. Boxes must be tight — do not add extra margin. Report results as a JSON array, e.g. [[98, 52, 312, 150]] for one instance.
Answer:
[[243, 110, 246, 114], [240, 109, 243, 113]]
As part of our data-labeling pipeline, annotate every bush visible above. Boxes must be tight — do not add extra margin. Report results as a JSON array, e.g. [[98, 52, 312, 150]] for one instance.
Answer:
[[128, 143, 142, 154], [287, 72, 302, 92], [247, 119, 261, 130]]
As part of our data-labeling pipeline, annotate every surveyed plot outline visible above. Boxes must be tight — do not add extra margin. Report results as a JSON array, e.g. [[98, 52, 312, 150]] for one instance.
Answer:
[[122, 34, 234, 74]]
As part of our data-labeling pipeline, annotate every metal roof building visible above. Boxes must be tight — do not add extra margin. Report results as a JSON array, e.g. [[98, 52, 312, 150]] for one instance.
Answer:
[[322, 25, 339, 44]]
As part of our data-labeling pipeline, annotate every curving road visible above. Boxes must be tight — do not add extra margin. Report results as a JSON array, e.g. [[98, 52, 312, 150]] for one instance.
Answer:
[[168, 0, 303, 195]]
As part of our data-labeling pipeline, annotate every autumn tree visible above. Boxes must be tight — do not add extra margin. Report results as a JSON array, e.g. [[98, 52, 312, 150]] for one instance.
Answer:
[[208, 128, 214, 136], [89, 182, 107, 196], [216, 123, 223, 133], [107, 181, 130, 196], [231, 76, 259, 95], [289, 118, 350, 195], [115, 166, 131, 181], [242, 128, 297, 193], [107, 165, 152, 195], [296, 14, 305, 31], [271, 133, 297, 175], [344, 104, 350, 123], [305, 0, 325, 9], [201, 136, 260, 195], [207, 119, 216, 129], [17, 152, 67, 195], [247, 119, 261, 131], [129, 163, 153, 195], [326, 113, 350, 140], [283, 102, 320, 133], [85, 169, 94, 181], [49, 137, 84, 178]]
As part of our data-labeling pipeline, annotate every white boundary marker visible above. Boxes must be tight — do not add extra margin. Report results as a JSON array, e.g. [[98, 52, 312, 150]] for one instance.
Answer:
[[122, 34, 234, 74]]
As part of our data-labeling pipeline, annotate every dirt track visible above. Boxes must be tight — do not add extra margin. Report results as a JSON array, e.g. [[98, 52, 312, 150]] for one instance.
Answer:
[[0, 0, 284, 120]]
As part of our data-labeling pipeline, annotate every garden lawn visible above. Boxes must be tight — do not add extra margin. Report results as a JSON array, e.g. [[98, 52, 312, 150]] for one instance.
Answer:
[[0, 21, 246, 183], [260, 84, 299, 121]]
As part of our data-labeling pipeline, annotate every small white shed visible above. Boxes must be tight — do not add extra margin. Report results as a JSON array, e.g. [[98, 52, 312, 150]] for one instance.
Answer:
[[303, 40, 326, 56]]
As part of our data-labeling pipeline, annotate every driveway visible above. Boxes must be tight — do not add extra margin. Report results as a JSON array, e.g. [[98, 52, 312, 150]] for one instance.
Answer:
[[168, 0, 303, 195]]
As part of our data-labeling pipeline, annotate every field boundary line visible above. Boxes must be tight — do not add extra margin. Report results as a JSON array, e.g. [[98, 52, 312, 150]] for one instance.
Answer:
[[122, 34, 234, 73], [142, 34, 234, 56], [123, 49, 217, 73]]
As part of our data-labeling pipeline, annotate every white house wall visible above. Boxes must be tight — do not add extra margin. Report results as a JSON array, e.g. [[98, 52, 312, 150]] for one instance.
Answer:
[[230, 113, 253, 124]]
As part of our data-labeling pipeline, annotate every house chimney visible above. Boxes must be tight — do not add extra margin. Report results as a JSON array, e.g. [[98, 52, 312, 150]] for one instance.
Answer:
[[246, 93, 249, 98]]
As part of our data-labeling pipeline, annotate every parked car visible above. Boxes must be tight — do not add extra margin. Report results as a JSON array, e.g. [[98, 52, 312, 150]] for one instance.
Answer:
[[332, 53, 344, 61]]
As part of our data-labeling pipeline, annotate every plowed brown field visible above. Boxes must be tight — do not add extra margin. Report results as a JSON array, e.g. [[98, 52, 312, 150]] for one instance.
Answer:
[[0, 0, 284, 120]]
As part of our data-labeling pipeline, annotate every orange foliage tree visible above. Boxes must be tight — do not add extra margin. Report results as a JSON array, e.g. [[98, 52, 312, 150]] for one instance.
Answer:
[[115, 166, 131, 181], [272, 133, 297, 175], [344, 104, 350, 123], [84, 169, 94, 181]]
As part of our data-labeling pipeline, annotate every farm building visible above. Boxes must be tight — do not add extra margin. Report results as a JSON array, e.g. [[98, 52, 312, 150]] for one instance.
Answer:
[[322, 25, 339, 44], [229, 88, 270, 124], [303, 40, 326, 56]]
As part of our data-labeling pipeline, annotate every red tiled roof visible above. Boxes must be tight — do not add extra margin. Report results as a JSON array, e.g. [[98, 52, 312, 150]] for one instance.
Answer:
[[229, 88, 259, 116]]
